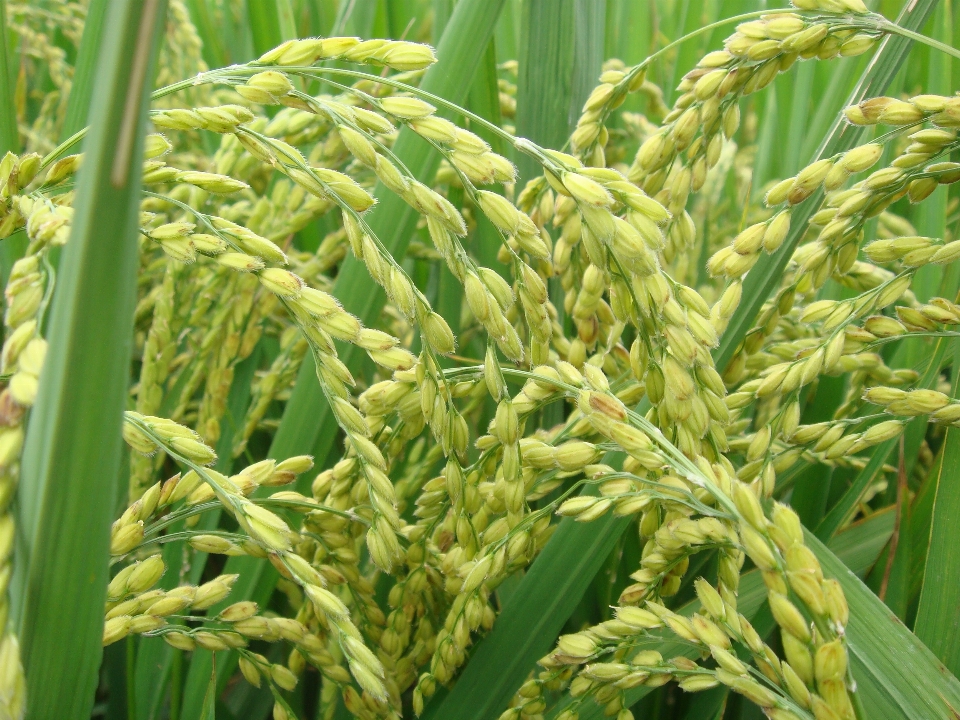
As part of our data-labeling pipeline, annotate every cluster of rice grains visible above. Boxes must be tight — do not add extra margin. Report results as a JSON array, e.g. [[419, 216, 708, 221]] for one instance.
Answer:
[[0, 0, 958, 718]]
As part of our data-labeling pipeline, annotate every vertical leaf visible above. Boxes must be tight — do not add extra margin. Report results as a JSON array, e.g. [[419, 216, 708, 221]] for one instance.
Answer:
[[781, 58, 815, 176], [0, 0, 21, 287], [515, 0, 606, 186], [470, 44, 507, 273], [247, 0, 296, 57], [827, 507, 895, 578], [750, 85, 778, 203], [0, 0, 17, 154], [912, 1, 952, 303], [337, 0, 383, 38], [61, 0, 110, 141], [199, 667, 216, 720], [12, 2, 166, 718], [914, 333, 960, 674], [495, 0, 522, 62], [514, 0, 605, 427], [432, 0, 454, 42]]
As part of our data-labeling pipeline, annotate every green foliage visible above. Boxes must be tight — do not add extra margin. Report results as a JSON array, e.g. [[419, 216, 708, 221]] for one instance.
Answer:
[[1, 2, 960, 720], [14, 3, 166, 719]]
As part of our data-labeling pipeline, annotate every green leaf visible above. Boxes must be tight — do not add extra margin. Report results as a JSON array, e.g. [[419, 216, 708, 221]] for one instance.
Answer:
[[183, 0, 226, 69], [807, 531, 960, 720], [336, 0, 385, 38], [816, 438, 896, 541], [515, 0, 605, 426], [712, 0, 940, 372], [678, 688, 728, 720], [199, 666, 216, 720], [384, 0, 423, 39], [247, 0, 296, 57], [0, 0, 18, 154], [0, 0, 23, 289], [911, 1, 953, 304], [467, 37, 507, 276], [797, 49, 869, 166], [913, 333, 960, 674], [603, 0, 653, 69], [782, 59, 815, 176], [827, 506, 895, 578], [11, 2, 167, 718], [515, 0, 606, 186], [750, 84, 778, 203], [178, 2, 508, 714], [61, 0, 110, 140]]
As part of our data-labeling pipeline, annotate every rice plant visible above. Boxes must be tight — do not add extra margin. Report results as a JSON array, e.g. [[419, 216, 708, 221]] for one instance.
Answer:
[[2, 1, 960, 719]]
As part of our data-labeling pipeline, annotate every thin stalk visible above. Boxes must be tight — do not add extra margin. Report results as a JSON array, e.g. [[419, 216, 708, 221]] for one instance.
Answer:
[[879, 18, 960, 61]]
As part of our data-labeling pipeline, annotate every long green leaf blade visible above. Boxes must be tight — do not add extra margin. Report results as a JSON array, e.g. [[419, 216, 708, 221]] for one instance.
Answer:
[[247, 0, 296, 58], [914, 334, 960, 674], [513, 0, 605, 417], [0, 0, 21, 287], [199, 666, 216, 720], [826, 507, 894, 577], [60, 0, 110, 141], [183, 0, 226, 69], [12, 2, 166, 718], [0, 0, 18, 154], [515, 0, 606, 186]]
